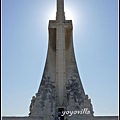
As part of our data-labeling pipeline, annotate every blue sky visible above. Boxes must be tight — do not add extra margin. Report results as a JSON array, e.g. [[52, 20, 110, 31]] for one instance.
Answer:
[[2, 0, 118, 116]]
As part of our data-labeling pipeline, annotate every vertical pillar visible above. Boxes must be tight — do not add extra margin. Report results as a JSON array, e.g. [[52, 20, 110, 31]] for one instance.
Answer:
[[56, 0, 65, 22], [56, 24, 66, 107]]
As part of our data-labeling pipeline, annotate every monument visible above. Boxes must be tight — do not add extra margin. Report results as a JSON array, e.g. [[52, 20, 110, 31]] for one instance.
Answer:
[[28, 0, 94, 119], [2, 0, 118, 120]]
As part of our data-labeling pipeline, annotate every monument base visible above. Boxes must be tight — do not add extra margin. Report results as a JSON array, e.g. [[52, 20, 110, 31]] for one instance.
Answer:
[[2, 116, 118, 120]]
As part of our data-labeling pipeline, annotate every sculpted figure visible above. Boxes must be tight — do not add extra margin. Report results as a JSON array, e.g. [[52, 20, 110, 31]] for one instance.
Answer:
[[29, 96, 36, 115]]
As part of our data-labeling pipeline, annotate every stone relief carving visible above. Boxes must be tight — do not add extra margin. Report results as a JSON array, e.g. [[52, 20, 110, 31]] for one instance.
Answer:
[[40, 75, 55, 112], [66, 67, 94, 115], [29, 96, 36, 115], [30, 74, 55, 116]]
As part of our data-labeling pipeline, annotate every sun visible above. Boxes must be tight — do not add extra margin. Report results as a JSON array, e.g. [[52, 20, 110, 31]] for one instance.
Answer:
[[46, 4, 77, 24]]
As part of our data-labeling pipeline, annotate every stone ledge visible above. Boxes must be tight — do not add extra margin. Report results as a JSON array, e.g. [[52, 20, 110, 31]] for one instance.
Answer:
[[2, 117, 44, 120], [94, 116, 118, 120], [2, 116, 118, 120]]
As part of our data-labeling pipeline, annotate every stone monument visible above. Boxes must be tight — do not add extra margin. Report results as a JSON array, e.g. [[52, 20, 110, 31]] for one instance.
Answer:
[[2, 0, 118, 120], [28, 0, 94, 119]]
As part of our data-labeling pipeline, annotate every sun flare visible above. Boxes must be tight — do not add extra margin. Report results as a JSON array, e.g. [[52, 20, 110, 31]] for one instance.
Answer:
[[65, 6, 77, 24]]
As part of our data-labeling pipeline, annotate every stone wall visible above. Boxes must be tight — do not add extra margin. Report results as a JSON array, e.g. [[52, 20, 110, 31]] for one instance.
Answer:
[[2, 116, 118, 120], [67, 116, 118, 120], [94, 116, 118, 120], [2, 117, 44, 120]]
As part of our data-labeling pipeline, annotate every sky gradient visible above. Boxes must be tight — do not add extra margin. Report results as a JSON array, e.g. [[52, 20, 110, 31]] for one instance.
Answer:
[[2, 0, 118, 116]]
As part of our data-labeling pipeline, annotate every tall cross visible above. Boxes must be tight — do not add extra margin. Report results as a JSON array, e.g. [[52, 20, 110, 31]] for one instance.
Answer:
[[29, 0, 94, 118], [55, 0, 66, 107]]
